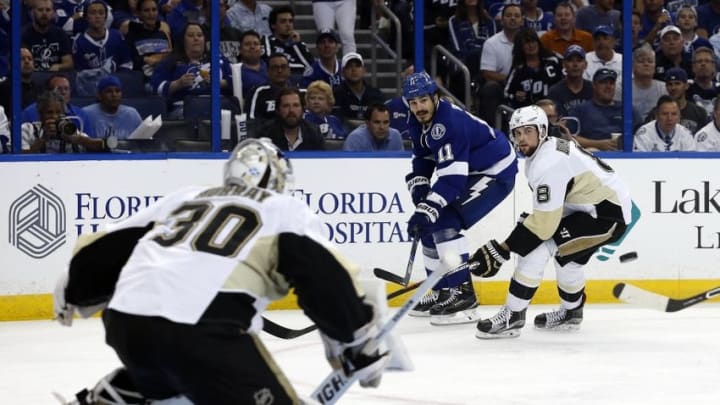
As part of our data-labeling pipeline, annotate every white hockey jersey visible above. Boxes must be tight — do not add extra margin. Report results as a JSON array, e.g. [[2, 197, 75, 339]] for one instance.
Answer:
[[521, 137, 632, 242], [65, 183, 367, 337], [633, 121, 697, 152], [693, 121, 720, 152]]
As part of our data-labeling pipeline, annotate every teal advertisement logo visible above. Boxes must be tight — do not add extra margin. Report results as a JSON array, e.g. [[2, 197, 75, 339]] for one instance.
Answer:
[[596, 201, 641, 261], [9, 184, 67, 258]]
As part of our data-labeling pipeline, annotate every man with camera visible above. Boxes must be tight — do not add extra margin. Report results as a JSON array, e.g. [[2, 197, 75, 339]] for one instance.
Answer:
[[21, 91, 106, 153]]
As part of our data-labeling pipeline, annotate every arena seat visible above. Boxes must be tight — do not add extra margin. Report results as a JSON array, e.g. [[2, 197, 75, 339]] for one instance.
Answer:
[[114, 70, 147, 97], [183, 95, 242, 121], [323, 139, 345, 151], [123, 96, 167, 119], [152, 120, 197, 151]]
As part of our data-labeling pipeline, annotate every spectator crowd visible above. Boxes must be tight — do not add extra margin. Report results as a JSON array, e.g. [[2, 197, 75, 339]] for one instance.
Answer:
[[2, 0, 720, 153]]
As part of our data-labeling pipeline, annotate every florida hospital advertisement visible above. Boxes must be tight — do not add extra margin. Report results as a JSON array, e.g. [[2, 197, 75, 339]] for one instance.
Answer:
[[1, 157, 719, 319]]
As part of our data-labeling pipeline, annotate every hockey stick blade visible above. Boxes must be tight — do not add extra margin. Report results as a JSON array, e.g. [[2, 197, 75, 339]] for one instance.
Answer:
[[310, 262, 470, 404], [262, 316, 317, 339], [373, 267, 407, 285], [613, 283, 720, 312]]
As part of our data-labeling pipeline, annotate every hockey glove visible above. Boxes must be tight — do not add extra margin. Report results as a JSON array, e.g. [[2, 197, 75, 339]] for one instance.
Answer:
[[405, 174, 430, 206], [469, 239, 510, 278], [406, 200, 441, 237]]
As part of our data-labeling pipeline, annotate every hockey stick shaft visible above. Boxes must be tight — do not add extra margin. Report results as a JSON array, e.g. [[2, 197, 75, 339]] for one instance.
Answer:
[[372, 237, 419, 286], [262, 282, 424, 339], [310, 262, 471, 404], [613, 283, 720, 312]]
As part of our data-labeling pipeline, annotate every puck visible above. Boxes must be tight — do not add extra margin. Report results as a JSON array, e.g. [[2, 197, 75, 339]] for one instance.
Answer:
[[619, 252, 638, 263]]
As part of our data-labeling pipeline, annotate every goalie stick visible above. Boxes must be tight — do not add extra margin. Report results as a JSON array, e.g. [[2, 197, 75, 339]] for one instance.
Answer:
[[262, 282, 424, 339], [372, 237, 419, 286], [310, 261, 473, 404], [613, 282, 720, 312]]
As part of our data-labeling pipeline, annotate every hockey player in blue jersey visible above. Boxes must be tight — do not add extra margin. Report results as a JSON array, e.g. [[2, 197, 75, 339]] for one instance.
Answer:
[[403, 71, 518, 325]]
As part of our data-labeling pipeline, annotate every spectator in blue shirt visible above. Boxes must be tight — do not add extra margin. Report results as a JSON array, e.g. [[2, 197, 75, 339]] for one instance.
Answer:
[[343, 103, 404, 152], [385, 95, 410, 139], [236, 30, 268, 108], [696, 0, 720, 39], [83, 75, 144, 140], [304, 80, 347, 139], [301, 29, 343, 89], [150, 22, 233, 119], [568, 68, 639, 152], [166, 0, 204, 41]]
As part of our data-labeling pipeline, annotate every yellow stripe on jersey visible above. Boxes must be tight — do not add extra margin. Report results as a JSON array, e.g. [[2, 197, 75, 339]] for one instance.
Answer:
[[523, 208, 563, 241], [565, 171, 623, 207]]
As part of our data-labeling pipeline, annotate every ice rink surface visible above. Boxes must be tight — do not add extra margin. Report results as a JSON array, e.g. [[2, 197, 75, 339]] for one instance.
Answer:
[[2, 304, 719, 405]]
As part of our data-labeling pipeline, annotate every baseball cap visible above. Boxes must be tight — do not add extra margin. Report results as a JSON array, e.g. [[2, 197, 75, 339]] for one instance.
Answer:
[[665, 67, 688, 82], [316, 29, 339, 43], [593, 68, 618, 82], [563, 44, 586, 59], [341, 52, 364, 69], [593, 25, 614, 37], [97, 75, 122, 92], [659, 25, 682, 38]]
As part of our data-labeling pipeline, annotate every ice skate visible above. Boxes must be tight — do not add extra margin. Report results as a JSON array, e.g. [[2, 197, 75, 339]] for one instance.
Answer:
[[409, 289, 447, 317], [429, 281, 480, 325], [534, 295, 585, 331], [475, 306, 526, 339]]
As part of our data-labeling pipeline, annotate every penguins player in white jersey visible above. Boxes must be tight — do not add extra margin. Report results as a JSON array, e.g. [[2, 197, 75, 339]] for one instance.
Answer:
[[53, 138, 389, 404], [467, 105, 633, 339]]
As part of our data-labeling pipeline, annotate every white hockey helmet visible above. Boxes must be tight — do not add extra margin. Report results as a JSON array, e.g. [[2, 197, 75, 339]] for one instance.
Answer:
[[224, 137, 294, 194], [508, 105, 549, 146]]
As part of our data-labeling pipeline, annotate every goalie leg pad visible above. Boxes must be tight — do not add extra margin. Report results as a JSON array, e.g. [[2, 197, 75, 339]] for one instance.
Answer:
[[358, 278, 412, 372]]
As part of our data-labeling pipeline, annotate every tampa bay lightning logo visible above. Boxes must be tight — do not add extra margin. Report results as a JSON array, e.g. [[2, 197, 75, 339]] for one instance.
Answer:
[[430, 124, 446, 140]]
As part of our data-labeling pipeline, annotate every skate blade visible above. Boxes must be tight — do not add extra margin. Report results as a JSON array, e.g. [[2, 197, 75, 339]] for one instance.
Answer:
[[475, 328, 522, 339], [534, 323, 582, 332], [429, 307, 481, 325], [51, 392, 73, 404], [409, 309, 431, 317]]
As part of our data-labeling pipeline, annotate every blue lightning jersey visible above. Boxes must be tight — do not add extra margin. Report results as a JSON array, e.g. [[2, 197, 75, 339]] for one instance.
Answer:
[[409, 99, 517, 208], [300, 59, 343, 88], [72, 29, 133, 71]]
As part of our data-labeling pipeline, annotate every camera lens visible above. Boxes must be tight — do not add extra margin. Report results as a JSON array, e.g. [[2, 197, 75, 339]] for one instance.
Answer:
[[56, 118, 77, 137]]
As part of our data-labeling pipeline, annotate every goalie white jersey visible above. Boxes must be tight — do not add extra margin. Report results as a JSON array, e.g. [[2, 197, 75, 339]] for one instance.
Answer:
[[521, 137, 632, 242], [66, 183, 364, 335]]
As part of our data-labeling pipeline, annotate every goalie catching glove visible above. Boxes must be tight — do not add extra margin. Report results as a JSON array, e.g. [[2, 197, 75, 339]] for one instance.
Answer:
[[469, 240, 510, 278], [320, 310, 390, 388]]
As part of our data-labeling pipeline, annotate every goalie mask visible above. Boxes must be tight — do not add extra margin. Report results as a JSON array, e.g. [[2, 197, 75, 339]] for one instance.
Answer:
[[508, 105, 549, 157], [224, 138, 294, 194]]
